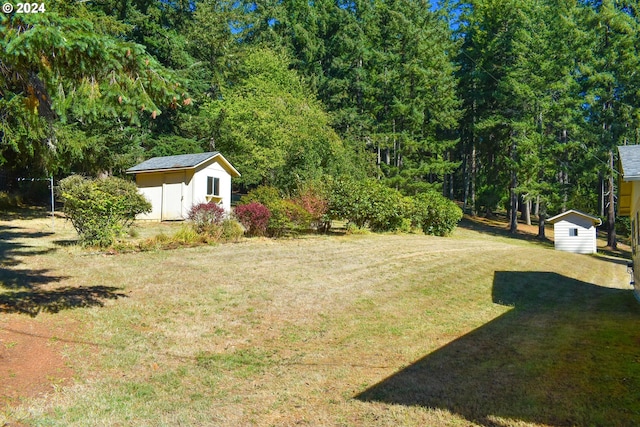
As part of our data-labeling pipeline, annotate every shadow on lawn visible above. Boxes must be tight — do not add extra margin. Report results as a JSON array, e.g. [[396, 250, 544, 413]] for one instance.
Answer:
[[458, 217, 554, 248], [459, 216, 634, 261], [0, 284, 126, 317], [0, 224, 56, 267], [356, 272, 640, 426], [0, 223, 126, 317]]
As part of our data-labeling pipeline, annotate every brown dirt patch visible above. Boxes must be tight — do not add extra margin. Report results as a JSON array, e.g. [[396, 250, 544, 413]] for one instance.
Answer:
[[0, 316, 75, 407]]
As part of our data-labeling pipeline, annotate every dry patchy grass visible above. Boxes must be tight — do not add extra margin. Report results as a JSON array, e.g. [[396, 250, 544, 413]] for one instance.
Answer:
[[1, 212, 638, 426]]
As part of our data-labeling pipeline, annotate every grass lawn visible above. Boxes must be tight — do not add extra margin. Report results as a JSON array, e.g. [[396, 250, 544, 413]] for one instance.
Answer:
[[1, 210, 639, 426]]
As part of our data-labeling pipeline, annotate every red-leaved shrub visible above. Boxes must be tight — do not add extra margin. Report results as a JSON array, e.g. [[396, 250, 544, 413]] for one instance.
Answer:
[[293, 186, 329, 232], [235, 202, 271, 237], [188, 202, 225, 235]]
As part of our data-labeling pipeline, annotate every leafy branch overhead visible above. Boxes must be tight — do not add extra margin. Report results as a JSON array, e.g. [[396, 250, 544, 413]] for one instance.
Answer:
[[1, 12, 189, 125]]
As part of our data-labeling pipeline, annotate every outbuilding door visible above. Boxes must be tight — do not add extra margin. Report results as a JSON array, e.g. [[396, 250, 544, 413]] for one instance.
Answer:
[[162, 172, 184, 220]]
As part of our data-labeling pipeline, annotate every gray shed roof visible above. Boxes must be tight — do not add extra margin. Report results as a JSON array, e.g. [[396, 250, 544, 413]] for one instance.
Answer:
[[127, 152, 220, 173], [618, 145, 640, 181]]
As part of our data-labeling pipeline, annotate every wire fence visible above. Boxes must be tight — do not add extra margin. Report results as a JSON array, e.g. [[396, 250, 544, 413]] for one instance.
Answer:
[[0, 172, 56, 229]]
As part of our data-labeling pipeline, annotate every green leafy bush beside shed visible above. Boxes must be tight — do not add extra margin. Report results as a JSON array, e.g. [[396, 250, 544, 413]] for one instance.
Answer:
[[58, 175, 151, 247]]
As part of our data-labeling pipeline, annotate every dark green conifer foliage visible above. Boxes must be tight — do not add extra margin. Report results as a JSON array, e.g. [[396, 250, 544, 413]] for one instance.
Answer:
[[579, 0, 640, 248], [0, 4, 187, 177]]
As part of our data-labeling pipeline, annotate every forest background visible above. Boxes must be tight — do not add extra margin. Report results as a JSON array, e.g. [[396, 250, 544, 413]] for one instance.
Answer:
[[1, 0, 639, 247]]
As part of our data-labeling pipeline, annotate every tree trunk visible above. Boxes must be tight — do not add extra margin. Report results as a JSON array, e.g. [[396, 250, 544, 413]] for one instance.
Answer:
[[561, 169, 568, 212], [463, 150, 470, 213], [599, 175, 605, 217], [607, 150, 617, 249], [448, 152, 454, 200], [509, 136, 518, 234], [537, 201, 546, 239], [509, 171, 518, 234], [521, 197, 531, 226], [470, 143, 476, 216], [509, 190, 518, 233]]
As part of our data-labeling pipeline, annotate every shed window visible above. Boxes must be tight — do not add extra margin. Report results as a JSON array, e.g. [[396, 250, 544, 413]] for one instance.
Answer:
[[569, 228, 578, 237], [207, 177, 220, 196]]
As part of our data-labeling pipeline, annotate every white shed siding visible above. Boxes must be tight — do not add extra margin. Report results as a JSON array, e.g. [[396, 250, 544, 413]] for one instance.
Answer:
[[553, 215, 597, 254], [131, 154, 236, 220], [192, 162, 233, 212], [162, 171, 186, 220], [136, 173, 163, 221]]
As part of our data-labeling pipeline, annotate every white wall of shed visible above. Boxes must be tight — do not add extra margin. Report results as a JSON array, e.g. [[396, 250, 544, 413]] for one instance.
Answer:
[[132, 157, 234, 221], [193, 160, 233, 212], [552, 215, 597, 254], [135, 173, 163, 220]]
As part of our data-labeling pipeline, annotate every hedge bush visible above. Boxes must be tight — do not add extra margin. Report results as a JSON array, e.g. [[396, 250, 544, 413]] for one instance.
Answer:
[[367, 183, 407, 232], [326, 179, 461, 235], [327, 178, 373, 228], [241, 186, 311, 236], [327, 179, 406, 231], [293, 182, 331, 232], [221, 218, 245, 242], [58, 175, 151, 247], [412, 191, 463, 236]]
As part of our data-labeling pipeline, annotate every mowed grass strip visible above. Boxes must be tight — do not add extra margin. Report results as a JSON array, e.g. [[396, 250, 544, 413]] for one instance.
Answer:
[[1, 216, 639, 426]]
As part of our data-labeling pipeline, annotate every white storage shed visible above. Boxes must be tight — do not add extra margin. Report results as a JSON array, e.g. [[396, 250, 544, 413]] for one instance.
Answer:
[[547, 210, 602, 254], [126, 152, 240, 221]]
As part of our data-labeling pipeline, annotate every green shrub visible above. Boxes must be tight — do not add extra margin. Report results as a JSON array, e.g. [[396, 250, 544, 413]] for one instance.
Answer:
[[221, 219, 245, 242], [327, 178, 373, 228], [241, 186, 310, 236], [58, 175, 151, 247], [368, 183, 406, 232], [0, 191, 21, 209], [398, 217, 413, 234], [328, 179, 406, 232], [241, 186, 281, 208], [174, 224, 206, 245], [281, 199, 312, 232], [412, 191, 463, 236]]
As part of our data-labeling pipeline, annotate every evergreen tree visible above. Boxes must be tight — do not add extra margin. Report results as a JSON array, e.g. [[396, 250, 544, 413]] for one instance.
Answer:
[[579, 0, 640, 249], [0, 4, 188, 177], [457, 0, 594, 236]]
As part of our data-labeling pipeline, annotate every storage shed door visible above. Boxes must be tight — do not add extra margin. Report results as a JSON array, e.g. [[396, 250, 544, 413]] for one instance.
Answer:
[[162, 172, 184, 220]]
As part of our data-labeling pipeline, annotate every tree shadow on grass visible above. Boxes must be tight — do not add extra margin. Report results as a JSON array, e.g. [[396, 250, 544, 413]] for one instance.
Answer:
[[52, 239, 79, 247], [0, 224, 56, 267], [458, 217, 554, 248], [0, 285, 126, 317], [0, 207, 52, 222], [459, 216, 634, 261], [0, 268, 66, 289], [0, 222, 126, 317], [356, 272, 640, 426]]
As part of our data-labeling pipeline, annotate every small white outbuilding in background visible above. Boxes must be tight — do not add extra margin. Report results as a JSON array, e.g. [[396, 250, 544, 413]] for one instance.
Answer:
[[547, 210, 602, 254], [126, 152, 240, 221]]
